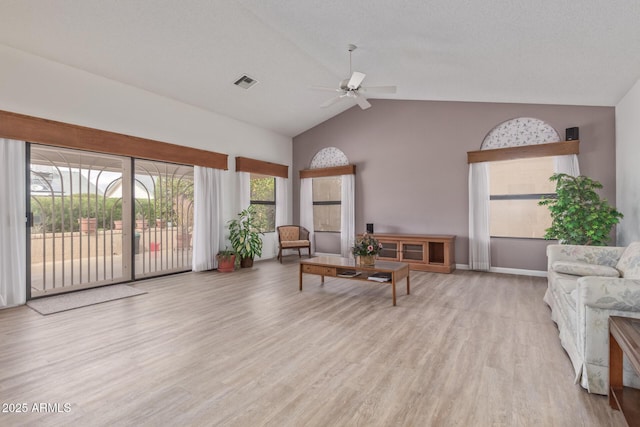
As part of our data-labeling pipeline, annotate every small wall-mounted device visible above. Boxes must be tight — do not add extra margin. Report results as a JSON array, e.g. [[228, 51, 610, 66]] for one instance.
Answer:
[[565, 127, 579, 141]]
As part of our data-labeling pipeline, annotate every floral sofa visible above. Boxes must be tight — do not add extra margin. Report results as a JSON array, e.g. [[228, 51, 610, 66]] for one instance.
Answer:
[[544, 243, 640, 395]]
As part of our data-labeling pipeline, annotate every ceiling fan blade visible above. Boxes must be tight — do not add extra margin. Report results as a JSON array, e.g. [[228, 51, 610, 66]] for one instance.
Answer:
[[347, 71, 366, 89], [353, 92, 371, 110], [311, 86, 342, 92], [360, 85, 397, 94], [320, 96, 346, 108]]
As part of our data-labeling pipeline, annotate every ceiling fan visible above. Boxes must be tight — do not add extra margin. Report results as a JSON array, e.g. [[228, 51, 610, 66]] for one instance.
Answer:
[[312, 44, 397, 110]]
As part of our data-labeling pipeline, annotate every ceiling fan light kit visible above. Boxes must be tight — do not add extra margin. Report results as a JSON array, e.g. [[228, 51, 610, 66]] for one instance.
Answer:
[[313, 44, 396, 110]]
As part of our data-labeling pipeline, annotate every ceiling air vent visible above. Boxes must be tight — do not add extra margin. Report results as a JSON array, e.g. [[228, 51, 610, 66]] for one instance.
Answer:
[[233, 74, 258, 89]]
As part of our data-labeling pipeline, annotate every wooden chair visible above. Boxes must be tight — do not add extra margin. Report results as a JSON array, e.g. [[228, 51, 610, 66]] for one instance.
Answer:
[[277, 225, 311, 263]]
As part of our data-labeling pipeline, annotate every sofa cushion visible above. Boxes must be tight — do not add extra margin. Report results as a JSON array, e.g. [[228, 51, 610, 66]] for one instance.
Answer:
[[616, 242, 640, 279], [552, 273, 580, 294], [552, 260, 620, 278], [281, 239, 310, 248]]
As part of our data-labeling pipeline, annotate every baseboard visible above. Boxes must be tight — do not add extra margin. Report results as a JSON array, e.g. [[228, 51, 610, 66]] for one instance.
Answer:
[[489, 267, 547, 277], [456, 263, 546, 277]]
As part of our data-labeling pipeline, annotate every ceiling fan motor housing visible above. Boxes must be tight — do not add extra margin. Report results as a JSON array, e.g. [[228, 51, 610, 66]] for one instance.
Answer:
[[339, 78, 351, 91]]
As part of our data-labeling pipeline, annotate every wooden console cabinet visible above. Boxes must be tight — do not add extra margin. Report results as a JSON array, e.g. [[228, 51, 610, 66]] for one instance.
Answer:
[[365, 234, 456, 273]]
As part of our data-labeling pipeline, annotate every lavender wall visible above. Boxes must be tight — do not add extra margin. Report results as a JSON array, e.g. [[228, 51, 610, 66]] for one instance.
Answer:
[[293, 99, 615, 272]]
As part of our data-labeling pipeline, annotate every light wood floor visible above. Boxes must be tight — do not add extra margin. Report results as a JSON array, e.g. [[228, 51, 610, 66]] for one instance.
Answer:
[[0, 258, 627, 426]]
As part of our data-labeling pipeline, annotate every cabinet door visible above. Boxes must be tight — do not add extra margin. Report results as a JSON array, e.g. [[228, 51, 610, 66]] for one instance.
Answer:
[[401, 242, 426, 263], [378, 240, 399, 261]]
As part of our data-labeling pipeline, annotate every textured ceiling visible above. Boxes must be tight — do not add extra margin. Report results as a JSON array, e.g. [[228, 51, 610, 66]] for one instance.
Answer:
[[0, 0, 639, 137]]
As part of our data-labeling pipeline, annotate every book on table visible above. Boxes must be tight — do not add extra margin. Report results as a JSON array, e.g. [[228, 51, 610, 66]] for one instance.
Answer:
[[337, 270, 361, 278], [367, 272, 392, 282]]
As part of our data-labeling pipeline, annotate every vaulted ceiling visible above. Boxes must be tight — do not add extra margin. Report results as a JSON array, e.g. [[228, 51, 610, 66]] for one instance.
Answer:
[[1, 0, 639, 137]]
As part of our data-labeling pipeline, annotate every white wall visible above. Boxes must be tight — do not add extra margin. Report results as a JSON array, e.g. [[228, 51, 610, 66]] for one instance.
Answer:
[[0, 44, 292, 259], [615, 77, 640, 246]]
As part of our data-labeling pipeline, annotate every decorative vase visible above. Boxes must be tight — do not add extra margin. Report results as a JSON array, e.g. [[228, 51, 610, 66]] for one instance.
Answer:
[[359, 254, 376, 267]]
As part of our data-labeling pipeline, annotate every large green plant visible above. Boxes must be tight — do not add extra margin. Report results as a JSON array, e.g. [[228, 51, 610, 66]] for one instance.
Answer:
[[228, 205, 264, 261], [538, 173, 623, 245]]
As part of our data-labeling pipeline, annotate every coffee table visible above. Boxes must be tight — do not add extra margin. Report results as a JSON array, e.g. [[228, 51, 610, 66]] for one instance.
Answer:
[[609, 316, 640, 426], [299, 256, 410, 306]]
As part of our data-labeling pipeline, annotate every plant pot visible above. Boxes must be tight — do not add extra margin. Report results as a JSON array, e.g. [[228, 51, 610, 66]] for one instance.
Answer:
[[113, 220, 123, 230], [149, 242, 161, 252], [136, 219, 149, 230], [176, 232, 191, 249], [134, 233, 141, 254], [217, 255, 236, 272], [358, 255, 376, 267], [156, 219, 166, 228], [79, 217, 97, 234], [240, 257, 254, 268]]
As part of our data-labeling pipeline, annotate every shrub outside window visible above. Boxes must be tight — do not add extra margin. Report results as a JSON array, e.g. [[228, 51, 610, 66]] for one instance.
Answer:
[[250, 173, 275, 233]]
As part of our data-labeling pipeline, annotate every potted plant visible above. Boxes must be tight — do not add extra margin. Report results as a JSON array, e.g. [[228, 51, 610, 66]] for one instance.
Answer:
[[539, 173, 623, 245], [352, 233, 383, 266], [216, 247, 236, 272], [228, 206, 264, 268]]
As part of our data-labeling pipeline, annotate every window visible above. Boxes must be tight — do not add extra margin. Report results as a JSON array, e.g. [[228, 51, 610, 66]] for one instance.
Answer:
[[312, 176, 341, 232], [489, 157, 555, 238], [250, 173, 275, 232]]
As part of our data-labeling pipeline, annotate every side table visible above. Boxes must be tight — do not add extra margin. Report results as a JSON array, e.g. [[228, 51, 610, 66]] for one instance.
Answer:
[[609, 316, 640, 426]]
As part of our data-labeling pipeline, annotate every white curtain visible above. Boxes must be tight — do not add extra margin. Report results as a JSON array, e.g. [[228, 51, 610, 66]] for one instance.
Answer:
[[274, 176, 289, 256], [340, 174, 355, 257], [238, 171, 250, 211], [300, 177, 314, 253], [275, 177, 288, 228], [0, 139, 26, 308], [468, 162, 491, 271], [554, 154, 580, 176], [192, 166, 222, 271]]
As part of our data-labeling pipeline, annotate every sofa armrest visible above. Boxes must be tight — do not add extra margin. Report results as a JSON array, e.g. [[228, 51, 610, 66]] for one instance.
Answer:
[[574, 276, 640, 393], [546, 244, 625, 270], [577, 277, 640, 311]]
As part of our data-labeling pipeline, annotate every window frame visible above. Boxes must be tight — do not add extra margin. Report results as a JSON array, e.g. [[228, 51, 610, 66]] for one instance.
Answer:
[[312, 177, 342, 233], [488, 157, 556, 239], [249, 174, 276, 233]]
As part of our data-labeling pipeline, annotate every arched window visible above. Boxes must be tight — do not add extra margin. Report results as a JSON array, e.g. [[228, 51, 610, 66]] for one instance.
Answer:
[[468, 117, 579, 270], [484, 118, 560, 238], [300, 147, 355, 256], [309, 148, 348, 232]]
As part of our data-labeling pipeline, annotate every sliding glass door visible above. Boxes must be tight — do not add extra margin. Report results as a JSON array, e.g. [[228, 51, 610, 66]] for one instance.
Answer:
[[29, 146, 195, 296], [29, 145, 131, 296], [134, 159, 194, 279]]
